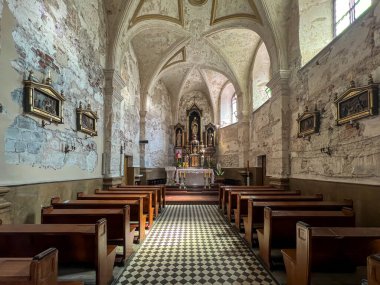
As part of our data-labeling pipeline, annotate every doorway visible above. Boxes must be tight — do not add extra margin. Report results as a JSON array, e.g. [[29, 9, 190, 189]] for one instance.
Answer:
[[123, 155, 133, 185], [257, 155, 267, 185]]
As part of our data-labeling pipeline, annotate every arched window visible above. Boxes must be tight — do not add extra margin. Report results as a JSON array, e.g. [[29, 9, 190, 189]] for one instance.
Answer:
[[220, 82, 236, 127], [334, 0, 372, 36], [252, 43, 271, 111], [231, 93, 237, 124]]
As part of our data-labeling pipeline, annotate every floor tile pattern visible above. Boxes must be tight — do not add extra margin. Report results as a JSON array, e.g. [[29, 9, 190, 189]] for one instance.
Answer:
[[116, 205, 277, 285]]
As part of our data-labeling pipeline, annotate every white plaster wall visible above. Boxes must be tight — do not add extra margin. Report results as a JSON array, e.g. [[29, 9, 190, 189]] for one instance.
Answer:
[[288, 2, 380, 185], [145, 80, 172, 167], [252, 43, 271, 111], [0, 0, 106, 186], [119, 44, 141, 168]]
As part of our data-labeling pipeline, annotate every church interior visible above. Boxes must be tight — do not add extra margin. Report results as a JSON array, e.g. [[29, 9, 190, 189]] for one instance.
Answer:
[[1, 0, 380, 284]]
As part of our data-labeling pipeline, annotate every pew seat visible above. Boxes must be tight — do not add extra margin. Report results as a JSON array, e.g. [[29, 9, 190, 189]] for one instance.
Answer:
[[257, 207, 355, 269], [0, 219, 116, 285], [281, 222, 380, 285]]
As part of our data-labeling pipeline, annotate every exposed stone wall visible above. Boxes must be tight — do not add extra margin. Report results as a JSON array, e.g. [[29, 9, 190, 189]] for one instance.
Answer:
[[145, 80, 172, 167], [288, 2, 380, 185], [120, 44, 141, 167], [0, 0, 106, 186]]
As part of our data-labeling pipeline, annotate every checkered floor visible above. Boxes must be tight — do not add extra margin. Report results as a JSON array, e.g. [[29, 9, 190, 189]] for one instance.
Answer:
[[116, 205, 277, 285]]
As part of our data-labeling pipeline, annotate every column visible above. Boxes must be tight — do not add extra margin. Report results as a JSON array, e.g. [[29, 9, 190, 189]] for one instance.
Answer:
[[0, 187, 11, 224], [103, 69, 125, 188], [266, 70, 291, 189]]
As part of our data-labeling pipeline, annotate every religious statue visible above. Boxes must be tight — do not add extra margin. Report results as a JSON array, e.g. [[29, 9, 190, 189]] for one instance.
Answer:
[[207, 131, 213, 146], [176, 130, 182, 146], [191, 117, 198, 139]]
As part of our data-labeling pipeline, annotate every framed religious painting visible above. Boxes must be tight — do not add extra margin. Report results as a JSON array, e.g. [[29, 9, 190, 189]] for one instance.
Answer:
[[297, 106, 320, 137], [335, 76, 378, 125], [24, 71, 65, 123], [76, 102, 98, 136]]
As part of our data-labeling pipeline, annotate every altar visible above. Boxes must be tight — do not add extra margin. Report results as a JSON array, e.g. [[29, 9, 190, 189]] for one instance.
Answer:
[[175, 168, 214, 186]]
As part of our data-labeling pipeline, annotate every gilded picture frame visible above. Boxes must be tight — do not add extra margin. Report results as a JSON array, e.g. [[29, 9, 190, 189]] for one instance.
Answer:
[[76, 102, 98, 136], [24, 73, 65, 123], [334, 80, 378, 125], [297, 107, 320, 137]]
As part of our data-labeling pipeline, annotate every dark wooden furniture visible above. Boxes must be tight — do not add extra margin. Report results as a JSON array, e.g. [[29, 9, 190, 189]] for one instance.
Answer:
[[78, 192, 153, 228], [98, 189, 159, 218], [257, 207, 355, 269], [41, 206, 134, 262], [51, 197, 146, 242], [368, 253, 380, 285], [116, 184, 165, 208], [281, 223, 380, 285], [227, 190, 300, 222], [220, 186, 279, 213], [0, 247, 57, 285], [245, 199, 354, 246], [0, 220, 116, 285], [234, 194, 324, 230]]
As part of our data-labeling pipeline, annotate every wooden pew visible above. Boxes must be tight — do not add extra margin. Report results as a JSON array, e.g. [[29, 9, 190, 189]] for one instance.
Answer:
[[116, 185, 165, 208], [51, 197, 146, 242], [244, 199, 354, 246], [281, 222, 380, 285], [368, 254, 380, 285], [78, 192, 153, 229], [222, 186, 283, 214], [218, 185, 276, 209], [257, 207, 356, 269], [0, 219, 116, 285], [41, 206, 134, 263], [234, 194, 324, 230], [227, 190, 301, 223], [98, 189, 159, 219], [0, 247, 57, 285]]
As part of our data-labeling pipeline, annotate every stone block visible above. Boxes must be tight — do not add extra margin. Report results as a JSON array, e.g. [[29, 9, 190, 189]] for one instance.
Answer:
[[5, 139, 16, 152], [17, 116, 37, 130], [15, 141, 26, 153], [21, 131, 34, 142], [5, 152, 20, 164], [27, 142, 42, 154], [20, 152, 37, 164], [6, 128, 21, 140]]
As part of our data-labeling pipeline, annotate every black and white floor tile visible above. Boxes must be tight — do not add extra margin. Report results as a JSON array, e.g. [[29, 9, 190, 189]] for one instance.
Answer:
[[116, 204, 277, 285]]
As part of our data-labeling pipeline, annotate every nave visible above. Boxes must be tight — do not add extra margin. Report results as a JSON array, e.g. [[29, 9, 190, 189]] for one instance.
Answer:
[[116, 204, 276, 285]]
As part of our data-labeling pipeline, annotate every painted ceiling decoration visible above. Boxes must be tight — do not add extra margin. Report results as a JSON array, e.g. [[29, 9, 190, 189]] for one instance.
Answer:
[[161, 47, 187, 72], [130, 0, 184, 27], [188, 0, 208, 6], [210, 0, 262, 25]]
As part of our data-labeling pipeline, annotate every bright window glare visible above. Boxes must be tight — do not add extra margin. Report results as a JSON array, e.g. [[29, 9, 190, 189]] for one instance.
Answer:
[[335, 0, 372, 36]]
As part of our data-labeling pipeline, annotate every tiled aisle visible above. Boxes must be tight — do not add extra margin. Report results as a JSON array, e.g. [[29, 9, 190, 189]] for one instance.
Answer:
[[116, 205, 277, 285]]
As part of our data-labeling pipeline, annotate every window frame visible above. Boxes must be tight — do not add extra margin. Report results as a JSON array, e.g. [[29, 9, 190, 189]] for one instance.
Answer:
[[231, 93, 237, 124]]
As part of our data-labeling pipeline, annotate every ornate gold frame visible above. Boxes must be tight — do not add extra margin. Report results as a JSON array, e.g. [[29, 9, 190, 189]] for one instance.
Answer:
[[76, 102, 98, 136], [24, 71, 65, 124], [297, 107, 320, 137], [335, 77, 378, 125]]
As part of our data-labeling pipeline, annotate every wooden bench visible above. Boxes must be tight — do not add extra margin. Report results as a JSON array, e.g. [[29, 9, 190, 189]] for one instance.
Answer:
[[78, 192, 153, 229], [227, 190, 301, 223], [0, 247, 57, 285], [41, 206, 134, 263], [257, 207, 355, 269], [51, 197, 146, 242], [221, 186, 279, 213], [218, 185, 276, 209], [0, 219, 116, 285], [281, 222, 380, 285], [234, 194, 324, 230], [98, 188, 159, 219], [368, 254, 380, 285], [244, 199, 354, 246], [116, 184, 165, 208]]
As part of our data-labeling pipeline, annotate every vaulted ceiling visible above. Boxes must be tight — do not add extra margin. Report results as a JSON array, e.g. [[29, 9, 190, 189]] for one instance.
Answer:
[[104, 0, 286, 121]]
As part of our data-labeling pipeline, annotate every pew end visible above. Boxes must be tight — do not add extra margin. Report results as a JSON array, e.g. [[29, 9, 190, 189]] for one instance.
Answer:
[[368, 254, 380, 285]]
